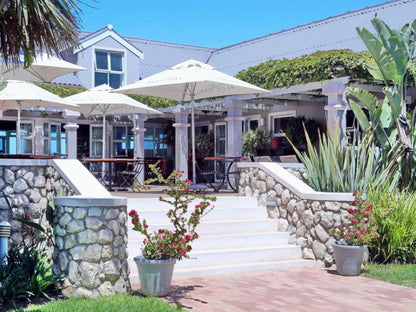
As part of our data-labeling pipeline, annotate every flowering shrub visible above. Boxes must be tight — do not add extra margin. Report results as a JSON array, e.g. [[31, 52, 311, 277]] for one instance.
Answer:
[[129, 161, 216, 260], [331, 190, 379, 246]]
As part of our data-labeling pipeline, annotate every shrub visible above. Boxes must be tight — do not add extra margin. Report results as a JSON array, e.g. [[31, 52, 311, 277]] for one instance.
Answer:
[[242, 127, 270, 155], [367, 186, 416, 264], [0, 243, 63, 310]]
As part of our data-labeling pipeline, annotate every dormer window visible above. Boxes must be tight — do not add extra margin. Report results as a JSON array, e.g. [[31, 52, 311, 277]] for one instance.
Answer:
[[94, 50, 124, 88]]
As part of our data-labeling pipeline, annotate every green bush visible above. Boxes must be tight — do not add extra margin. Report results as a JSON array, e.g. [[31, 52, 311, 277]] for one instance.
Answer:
[[285, 116, 320, 147], [242, 127, 270, 155], [367, 186, 416, 264], [0, 243, 63, 310]]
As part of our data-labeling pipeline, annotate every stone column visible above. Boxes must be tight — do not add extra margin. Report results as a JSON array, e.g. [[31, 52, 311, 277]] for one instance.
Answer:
[[224, 99, 245, 157], [63, 110, 80, 159], [133, 114, 147, 184], [172, 106, 190, 178], [53, 196, 130, 298], [322, 82, 347, 140]]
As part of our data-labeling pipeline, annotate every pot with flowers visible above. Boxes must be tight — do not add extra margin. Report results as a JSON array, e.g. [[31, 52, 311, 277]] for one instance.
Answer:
[[129, 161, 216, 296], [330, 190, 378, 276]]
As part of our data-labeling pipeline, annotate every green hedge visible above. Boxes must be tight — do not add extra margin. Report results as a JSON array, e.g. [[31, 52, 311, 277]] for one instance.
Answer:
[[236, 49, 416, 89]]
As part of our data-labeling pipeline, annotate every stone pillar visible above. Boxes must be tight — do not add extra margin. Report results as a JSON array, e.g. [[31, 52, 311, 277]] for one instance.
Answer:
[[133, 114, 147, 184], [322, 82, 347, 140], [53, 196, 131, 298], [63, 110, 80, 159], [224, 99, 245, 157], [172, 106, 190, 178]]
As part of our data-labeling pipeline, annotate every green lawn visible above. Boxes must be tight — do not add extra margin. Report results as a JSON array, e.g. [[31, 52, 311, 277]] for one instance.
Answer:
[[10, 293, 182, 312], [364, 263, 416, 289]]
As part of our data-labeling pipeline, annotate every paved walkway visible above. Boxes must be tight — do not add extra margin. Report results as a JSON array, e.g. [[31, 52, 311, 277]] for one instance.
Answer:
[[122, 188, 416, 311], [132, 268, 416, 311]]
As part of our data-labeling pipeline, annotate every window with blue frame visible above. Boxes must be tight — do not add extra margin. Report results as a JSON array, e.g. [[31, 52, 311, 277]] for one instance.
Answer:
[[94, 51, 124, 89]]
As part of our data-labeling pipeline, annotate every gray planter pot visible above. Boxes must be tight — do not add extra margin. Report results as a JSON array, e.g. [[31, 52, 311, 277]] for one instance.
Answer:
[[134, 256, 176, 297], [332, 242, 366, 276]]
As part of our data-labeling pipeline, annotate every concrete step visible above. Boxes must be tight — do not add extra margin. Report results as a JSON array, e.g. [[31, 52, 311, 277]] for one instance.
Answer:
[[125, 206, 268, 223], [129, 245, 301, 272], [127, 231, 290, 253], [127, 218, 278, 239], [129, 259, 316, 283], [127, 196, 259, 211]]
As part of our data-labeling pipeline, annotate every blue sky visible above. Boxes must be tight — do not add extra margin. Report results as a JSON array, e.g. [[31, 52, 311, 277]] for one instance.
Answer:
[[79, 0, 386, 48]]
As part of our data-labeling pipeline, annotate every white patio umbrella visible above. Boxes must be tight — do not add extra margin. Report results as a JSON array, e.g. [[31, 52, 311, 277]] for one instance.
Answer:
[[0, 80, 79, 154], [0, 53, 86, 83], [115, 59, 269, 183], [66, 84, 162, 158]]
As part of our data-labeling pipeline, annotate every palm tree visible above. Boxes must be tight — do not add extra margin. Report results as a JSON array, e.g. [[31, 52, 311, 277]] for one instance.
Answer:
[[0, 0, 84, 67]]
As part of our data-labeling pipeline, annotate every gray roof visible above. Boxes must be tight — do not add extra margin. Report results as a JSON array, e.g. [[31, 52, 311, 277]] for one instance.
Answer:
[[124, 36, 214, 78], [208, 0, 416, 75], [66, 0, 416, 86]]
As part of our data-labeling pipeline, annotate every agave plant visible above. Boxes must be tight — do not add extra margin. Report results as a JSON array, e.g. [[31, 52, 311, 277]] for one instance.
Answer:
[[288, 125, 399, 193]]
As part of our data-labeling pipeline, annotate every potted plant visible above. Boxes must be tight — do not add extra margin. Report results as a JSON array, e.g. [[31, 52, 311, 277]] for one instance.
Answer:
[[129, 162, 216, 296], [242, 127, 270, 156], [331, 190, 379, 276]]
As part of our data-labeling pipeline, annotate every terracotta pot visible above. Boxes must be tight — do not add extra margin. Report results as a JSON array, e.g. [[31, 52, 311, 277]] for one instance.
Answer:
[[271, 138, 281, 149]]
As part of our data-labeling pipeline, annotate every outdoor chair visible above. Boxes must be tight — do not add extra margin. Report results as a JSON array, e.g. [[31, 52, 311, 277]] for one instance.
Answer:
[[119, 159, 145, 192], [83, 161, 108, 186]]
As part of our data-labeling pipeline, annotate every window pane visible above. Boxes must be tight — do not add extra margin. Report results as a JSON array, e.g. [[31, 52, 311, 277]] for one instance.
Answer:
[[61, 134, 67, 154], [109, 73, 122, 89], [92, 142, 103, 157], [113, 142, 125, 156], [20, 123, 32, 136], [43, 139, 49, 154], [249, 120, 258, 131], [92, 126, 103, 140], [50, 140, 58, 155], [95, 72, 108, 87], [50, 124, 59, 138], [95, 51, 108, 70], [110, 53, 122, 71], [114, 126, 126, 140], [43, 123, 49, 137], [21, 139, 32, 154]]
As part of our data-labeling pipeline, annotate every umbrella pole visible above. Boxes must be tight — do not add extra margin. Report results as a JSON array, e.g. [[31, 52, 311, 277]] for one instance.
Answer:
[[102, 114, 107, 182], [191, 100, 196, 184], [102, 114, 106, 159], [16, 103, 21, 154]]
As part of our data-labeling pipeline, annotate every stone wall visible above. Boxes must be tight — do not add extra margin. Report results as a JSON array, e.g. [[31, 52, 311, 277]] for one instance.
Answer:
[[53, 197, 130, 298], [239, 165, 353, 268], [0, 164, 74, 247]]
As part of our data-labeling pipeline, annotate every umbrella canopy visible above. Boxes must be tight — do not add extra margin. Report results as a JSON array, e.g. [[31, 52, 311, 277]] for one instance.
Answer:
[[0, 80, 79, 154], [116, 59, 267, 101], [67, 84, 162, 158], [0, 53, 86, 83], [115, 59, 269, 183]]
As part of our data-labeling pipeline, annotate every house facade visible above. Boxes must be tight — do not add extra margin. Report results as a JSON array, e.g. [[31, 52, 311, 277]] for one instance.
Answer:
[[1, 0, 415, 176]]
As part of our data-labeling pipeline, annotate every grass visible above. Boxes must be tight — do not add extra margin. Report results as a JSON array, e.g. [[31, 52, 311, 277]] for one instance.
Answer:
[[364, 263, 416, 289], [10, 293, 182, 312]]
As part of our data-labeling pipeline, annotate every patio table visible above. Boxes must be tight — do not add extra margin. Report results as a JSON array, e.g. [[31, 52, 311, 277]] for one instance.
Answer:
[[82, 158, 136, 191], [198, 156, 242, 192]]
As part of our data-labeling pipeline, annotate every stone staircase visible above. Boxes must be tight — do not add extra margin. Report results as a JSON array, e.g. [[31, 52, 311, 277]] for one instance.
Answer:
[[127, 196, 315, 282]]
